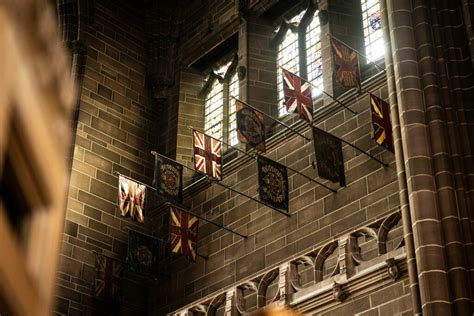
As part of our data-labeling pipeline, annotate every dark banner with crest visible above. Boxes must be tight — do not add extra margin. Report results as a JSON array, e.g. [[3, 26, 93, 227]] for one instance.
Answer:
[[257, 155, 289, 212]]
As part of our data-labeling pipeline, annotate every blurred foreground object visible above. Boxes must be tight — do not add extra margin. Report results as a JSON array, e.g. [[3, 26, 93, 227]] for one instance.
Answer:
[[251, 306, 302, 316], [0, 0, 76, 315]]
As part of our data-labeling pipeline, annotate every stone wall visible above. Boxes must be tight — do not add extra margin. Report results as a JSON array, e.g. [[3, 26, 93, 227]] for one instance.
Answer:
[[54, 2, 157, 315], [150, 1, 406, 314]]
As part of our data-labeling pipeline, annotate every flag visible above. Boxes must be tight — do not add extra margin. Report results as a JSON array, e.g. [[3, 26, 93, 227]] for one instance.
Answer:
[[193, 129, 222, 180], [169, 205, 199, 262], [127, 230, 160, 278], [118, 175, 145, 223], [236, 100, 266, 152], [95, 254, 123, 301], [257, 155, 289, 212], [312, 127, 346, 187], [153, 155, 183, 204], [330, 37, 361, 91], [370, 94, 394, 153], [282, 68, 314, 123]]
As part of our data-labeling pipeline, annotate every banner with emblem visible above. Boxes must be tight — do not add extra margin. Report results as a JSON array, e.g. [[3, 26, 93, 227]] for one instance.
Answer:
[[312, 127, 346, 187], [369, 94, 394, 153], [169, 205, 199, 262], [282, 68, 314, 123], [95, 254, 124, 301], [236, 100, 266, 152], [127, 230, 160, 278], [153, 154, 183, 204], [193, 129, 222, 180], [330, 37, 361, 92], [118, 175, 146, 223], [257, 155, 289, 212]]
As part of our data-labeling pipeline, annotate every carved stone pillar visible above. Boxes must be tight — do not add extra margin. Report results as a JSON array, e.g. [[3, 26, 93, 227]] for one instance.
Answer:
[[278, 263, 292, 305], [225, 288, 240, 316]]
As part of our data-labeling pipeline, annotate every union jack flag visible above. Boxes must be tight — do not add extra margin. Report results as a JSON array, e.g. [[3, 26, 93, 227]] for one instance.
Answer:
[[282, 68, 313, 123], [170, 206, 198, 262], [118, 175, 145, 223], [193, 129, 222, 180], [95, 254, 123, 301], [370, 94, 394, 153]]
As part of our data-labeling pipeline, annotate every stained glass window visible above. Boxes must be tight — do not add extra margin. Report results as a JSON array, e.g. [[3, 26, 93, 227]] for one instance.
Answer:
[[361, 0, 384, 62], [277, 10, 322, 118], [306, 11, 323, 100]]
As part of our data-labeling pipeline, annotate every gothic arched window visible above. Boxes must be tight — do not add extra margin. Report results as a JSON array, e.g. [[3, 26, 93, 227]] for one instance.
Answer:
[[275, 5, 323, 118], [203, 56, 239, 145]]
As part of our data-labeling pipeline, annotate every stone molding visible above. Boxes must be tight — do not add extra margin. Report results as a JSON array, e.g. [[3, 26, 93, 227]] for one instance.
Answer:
[[169, 209, 404, 315]]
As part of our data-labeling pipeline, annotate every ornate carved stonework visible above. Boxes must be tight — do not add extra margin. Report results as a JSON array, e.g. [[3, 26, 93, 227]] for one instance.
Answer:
[[170, 210, 406, 315]]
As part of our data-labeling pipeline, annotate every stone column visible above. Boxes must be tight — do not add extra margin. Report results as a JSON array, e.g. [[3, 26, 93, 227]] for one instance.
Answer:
[[380, 0, 421, 313], [385, 0, 452, 314], [413, 2, 472, 314]]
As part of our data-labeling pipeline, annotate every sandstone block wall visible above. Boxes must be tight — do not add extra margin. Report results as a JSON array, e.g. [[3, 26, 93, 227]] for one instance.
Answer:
[[54, 2, 157, 315]]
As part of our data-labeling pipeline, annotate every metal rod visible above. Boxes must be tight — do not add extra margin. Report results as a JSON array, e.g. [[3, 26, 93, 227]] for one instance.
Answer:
[[169, 203, 248, 239], [186, 126, 257, 159], [188, 127, 335, 193], [211, 179, 291, 217], [151, 151, 290, 217], [151, 153, 262, 236], [326, 33, 387, 73], [91, 250, 126, 264], [286, 165, 337, 192], [319, 131, 388, 167], [279, 66, 357, 115], [114, 171, 157, 192], [230, 96, 311, 141]]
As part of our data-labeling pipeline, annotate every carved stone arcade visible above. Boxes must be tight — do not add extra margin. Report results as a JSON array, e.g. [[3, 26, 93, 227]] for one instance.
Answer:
[[170, 210, 405, 315]]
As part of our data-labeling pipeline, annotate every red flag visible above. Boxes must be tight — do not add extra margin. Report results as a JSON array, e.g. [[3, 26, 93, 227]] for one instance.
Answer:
[[193, 129, 222, 180], [170, 206, 198, 262], [370, 94, 394, 153], [118, 175, 145, 223], [282, 68, 314, 123], [330, 37, 361, 91]]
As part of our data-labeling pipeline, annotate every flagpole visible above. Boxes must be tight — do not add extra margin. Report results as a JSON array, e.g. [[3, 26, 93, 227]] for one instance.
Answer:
[[230, 96, 311, 142], [114, 171, 157, 191], [326, 33, 386, 73], [313, 129, 388, 167], [169, 203, 248, 239], [187, 125, 257, 158], [279, 66, 357, 115], [209, 178, 291, 217], [151, 151, 290, 218], [187, 126, 336, 193]]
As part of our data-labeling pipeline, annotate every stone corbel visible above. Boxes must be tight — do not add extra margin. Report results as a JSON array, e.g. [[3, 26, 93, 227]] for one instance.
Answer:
[[385, 258, 400, 280], [332, 282, 347, 302]]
